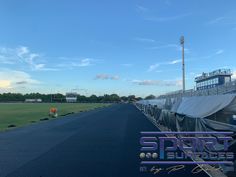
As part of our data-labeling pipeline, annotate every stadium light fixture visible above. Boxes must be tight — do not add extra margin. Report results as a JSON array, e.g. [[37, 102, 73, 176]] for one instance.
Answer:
[[180, 36, 185, 93]]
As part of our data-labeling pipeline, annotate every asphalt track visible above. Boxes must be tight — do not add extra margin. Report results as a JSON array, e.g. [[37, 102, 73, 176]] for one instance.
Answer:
[[0, 104, 209, 177]]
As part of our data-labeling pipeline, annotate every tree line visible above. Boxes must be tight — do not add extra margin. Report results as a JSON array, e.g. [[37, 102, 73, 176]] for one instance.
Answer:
[[0, 93, 143, 103]]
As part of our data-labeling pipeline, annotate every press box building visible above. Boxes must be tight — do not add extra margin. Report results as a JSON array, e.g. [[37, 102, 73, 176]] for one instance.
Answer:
[[195, 69, 232, 90]]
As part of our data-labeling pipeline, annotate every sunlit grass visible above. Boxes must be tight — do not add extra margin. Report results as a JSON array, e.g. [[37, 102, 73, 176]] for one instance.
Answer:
[[0, 103, 110, 131]]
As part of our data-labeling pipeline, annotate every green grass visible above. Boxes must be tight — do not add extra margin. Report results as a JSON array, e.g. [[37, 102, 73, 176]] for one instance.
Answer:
[[0, 103, 110, 131]]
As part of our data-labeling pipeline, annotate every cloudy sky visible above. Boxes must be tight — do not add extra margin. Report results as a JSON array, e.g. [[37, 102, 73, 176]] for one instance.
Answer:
[[0, 0, 236, 97]]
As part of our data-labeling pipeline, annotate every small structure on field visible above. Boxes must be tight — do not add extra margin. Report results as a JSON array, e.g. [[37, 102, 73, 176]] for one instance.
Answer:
[[25, 99, 42, 103], [66, 92, 77, 103], [49, 107, 58, 118]]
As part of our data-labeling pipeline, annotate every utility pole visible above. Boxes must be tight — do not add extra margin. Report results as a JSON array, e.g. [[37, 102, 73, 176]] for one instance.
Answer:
[[180, 36, 185, 93], [51, 93, 53, 103]]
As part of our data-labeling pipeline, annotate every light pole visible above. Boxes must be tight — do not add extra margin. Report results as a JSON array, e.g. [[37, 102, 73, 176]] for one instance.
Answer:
[[180, 36, 185, 93]]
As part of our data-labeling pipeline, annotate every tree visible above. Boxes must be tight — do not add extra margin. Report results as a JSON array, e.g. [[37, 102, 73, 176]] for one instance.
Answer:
[[110, 94, 120, 102], [145, 94, 156, 100], [127, 95, 136, 102], [89, 95, 98, 102], [120, 96, 128, 102], [0, 92, 141, 103]]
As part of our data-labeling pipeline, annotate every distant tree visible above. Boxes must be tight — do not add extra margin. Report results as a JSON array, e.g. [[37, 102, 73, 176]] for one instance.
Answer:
[[127, 95, 136, 102], [77, 95, 88, 102], [0, 93, 24, 102], [110, 94, 120, 102], [53, 93, 65, 102], [89, 95, 98, 102], [145, 94, 156, 100], [0, 92, 137, 103], [120, 96, 128, 102], [136, 97, 142, 101], [97, 96, 104, 103]]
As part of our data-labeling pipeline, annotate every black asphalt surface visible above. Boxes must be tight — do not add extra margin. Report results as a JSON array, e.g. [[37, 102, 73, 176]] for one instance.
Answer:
[[0, 104, 209, 177]]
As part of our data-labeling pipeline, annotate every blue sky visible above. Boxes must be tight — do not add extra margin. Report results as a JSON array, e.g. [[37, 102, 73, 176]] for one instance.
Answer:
[[0, 0, 236, 97]]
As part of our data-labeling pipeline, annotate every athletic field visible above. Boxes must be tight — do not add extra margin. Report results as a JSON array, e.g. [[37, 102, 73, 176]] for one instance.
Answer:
[[0, 103, 110, 131]]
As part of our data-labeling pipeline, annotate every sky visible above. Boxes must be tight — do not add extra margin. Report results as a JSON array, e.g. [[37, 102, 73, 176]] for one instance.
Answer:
[[0, 0, 236, 97]]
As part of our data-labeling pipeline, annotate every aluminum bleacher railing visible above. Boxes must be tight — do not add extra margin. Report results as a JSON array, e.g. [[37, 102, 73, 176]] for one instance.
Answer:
[[158, 80, 236, 99]]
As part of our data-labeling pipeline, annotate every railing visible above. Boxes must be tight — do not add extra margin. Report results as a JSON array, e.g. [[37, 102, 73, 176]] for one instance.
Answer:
[[158, 80, 236, 99], [195, 69, 232, 82]]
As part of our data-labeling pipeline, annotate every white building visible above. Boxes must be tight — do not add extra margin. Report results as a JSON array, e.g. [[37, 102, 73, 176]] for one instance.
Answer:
[[25, 99, 42, 103], [66, 92, 77, 103]]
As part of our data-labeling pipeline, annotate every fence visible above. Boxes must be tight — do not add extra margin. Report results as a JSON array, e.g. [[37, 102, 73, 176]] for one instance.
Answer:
[[158, 80, 236, 99]]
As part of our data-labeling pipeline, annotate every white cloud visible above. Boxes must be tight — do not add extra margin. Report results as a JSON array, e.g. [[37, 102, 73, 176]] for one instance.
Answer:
[[148, 59, 181, 72], [189, 49, 225, 62], [232, 71, 236, 80], [0, 46, 56, 71], [208, 17, 225, 25], [148, 44, 178, 50], [0, 46, 97, 71], [189, 72, 195, 76], [121, 63, 133, 67], [177, 46, 190, 53], [148, 64, 159, 72], [148, 43, 190, 54], [95, 74, 119, 80], [0, 69, 40, 90], [155, 70, 163, 73], [0, 80, 11, 89], [16, 46, 30, 58], [134, 37, 155, 43], [132, 79, 160, 86], [136, 5, 148, 13], [56, 58, 96, 69], [132, 79, 182, 87], [215, 49, 224, 55], [0, 47, 18, 64], [76, 58, 93, 67], [136, 3, 190, 22], [110, 75, 119, 80], [16, 46, 41, 70], [34, 63, 45, 70], [168, 59, 181, 64], [208, 16, 236, 25], [144, 13, 191, 22]]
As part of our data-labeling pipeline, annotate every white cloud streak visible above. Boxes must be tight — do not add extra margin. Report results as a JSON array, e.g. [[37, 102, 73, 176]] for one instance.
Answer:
[[168, 59, 181, 64], [232, 71, 236, 80], [0, 46, 97, 71], [0, 69, 40, 89], [148, 64, 159, 72], [56, 58, 96, 69], [148, 44, 178, 50], [144, 13, 191, 22], [121, 63, 133, 67], [136, 5, 148, 13], [95, 74, 119, 80], [208, 17, 225, 25], [134, 37, 155, 43], [208, 16, 236, 25], [75, 58, 93, 67], [147, 59, 181, 72], [215, 49, 224, 55], [132, 79, 182, 87], [0, 46, 57, 71], [136, 3, 190, 22]]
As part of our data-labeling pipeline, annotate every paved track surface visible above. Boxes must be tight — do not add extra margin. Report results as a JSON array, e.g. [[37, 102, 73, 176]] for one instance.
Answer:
[[0, 104, 209, 177]]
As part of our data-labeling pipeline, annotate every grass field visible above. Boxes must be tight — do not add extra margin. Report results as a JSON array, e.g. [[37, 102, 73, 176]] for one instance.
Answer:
[[0, 103, 110, 131]]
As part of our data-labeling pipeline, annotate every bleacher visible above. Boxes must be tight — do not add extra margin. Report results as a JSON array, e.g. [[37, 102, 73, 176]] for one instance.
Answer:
[[158, 80, 236, 99]]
